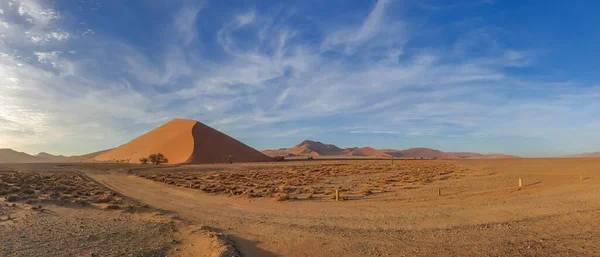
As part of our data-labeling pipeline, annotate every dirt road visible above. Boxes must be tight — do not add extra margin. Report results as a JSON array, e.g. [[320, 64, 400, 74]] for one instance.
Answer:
[[83, 159, 600, 256]]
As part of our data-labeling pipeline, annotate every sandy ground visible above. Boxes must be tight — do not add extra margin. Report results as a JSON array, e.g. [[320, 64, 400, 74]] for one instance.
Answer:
[[0, 163, 242, 257], [72, 158, 600, 256]]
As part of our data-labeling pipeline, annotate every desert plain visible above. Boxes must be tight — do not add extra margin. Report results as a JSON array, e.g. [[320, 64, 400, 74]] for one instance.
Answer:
[[2, 157, 600, 256]]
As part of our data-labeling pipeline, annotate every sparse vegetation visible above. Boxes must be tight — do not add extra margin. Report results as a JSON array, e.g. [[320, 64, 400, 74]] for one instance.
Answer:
[[225, 155, 234, 164], [272, 156, 286, 161], [135, 160, 464, 201], [360, 185, 372, 196], [274, 193, 290, 201], [139, 158, 149, 164], [149, 153, 168, 165], [0, 170, 143, 210]]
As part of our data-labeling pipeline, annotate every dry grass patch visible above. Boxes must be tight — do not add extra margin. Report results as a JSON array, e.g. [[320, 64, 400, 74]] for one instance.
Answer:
[[134, 160, 466, 201]]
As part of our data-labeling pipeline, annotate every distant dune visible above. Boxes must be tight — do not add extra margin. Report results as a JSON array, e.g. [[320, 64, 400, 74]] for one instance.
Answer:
[[568, 152, 600, 158], [0, 149, 44, 163], [262, 141, 520, 159], [467, 154, 520, 159], [447, 152, 483, 158], [94, 118, 270, 164], [60, 149, 112, 162], [36, 152, 66, 161], [0, 148, 110, 164]]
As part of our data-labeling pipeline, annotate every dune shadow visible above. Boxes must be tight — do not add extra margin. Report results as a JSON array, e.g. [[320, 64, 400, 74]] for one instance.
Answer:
[[229, 235, 279, 257]]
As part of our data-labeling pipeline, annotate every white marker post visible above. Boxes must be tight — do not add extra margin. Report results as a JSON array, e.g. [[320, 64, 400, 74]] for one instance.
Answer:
[[519, 178, 522, 189]]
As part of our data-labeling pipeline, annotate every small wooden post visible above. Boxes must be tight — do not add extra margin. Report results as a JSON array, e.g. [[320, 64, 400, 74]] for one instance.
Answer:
[[580, 175, 583, 181], [518, 178, 522, 189], [335, 189, 340, 201], [189, 182, 192, 189], [438, 188, 441, 196], [391, 157, 394, 165]]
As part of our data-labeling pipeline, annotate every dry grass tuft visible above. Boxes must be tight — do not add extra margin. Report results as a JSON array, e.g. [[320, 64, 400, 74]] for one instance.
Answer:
[[274, 193, 290, 201], [360, 185, 372, 196]]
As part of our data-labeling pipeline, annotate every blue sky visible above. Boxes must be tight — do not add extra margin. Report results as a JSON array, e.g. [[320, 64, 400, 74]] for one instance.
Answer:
[[1, 0, 599, 157]]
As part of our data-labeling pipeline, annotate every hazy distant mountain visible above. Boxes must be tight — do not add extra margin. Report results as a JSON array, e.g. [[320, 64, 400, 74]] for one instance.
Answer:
[[262, 141, 520, 159], [262, 140, 345, 157], [568, 152, 600, 158], [35, 152, 66, 160], [0, 149, 44, 163], [0, 148, 111, 163]]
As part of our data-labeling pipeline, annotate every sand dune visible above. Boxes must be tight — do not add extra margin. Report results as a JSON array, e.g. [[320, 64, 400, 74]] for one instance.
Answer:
[[0, 149, 44, 163], [467, 154, 521, 159], [0, 148, 111, 163], [59, 149, 112, 162], [262, 141, 520, 159], [447, 152, 483, 158], [569, 152, 600, 158], [94, 118, 270, 164], [36, 152, 66, 161]]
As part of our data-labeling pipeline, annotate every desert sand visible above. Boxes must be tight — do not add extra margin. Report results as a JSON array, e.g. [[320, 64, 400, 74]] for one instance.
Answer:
[[94, 118, 270, 164], [85, 158, 600, 256], [3, 157, 600, 256]]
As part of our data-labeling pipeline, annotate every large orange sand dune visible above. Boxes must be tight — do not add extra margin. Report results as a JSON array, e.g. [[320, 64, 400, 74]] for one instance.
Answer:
[[94, 119, 270, 164]]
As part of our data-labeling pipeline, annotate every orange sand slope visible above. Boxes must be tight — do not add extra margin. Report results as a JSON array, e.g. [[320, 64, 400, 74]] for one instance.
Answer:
[[94, 119, 270, 164]]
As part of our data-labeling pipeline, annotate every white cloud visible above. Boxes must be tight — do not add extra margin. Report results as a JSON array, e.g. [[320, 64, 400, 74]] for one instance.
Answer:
[[34, 51, 60, 67], [16, 0, 60, 25], [322, 0, 404, 55], [173, 3, 203, 46]]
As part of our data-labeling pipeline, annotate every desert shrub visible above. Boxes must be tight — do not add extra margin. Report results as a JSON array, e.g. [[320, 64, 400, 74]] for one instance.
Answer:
[[306, 192, 314, 199], [139, 158, 149, 164], [21, 189, 35, 195], [339, 193, 349, 201], [59, 194, 72, 201], [105, 204, 120, 210], [225, 155, 234, 164], [274, 193, 290, 201], [24, 198, 38, 204], [75, 199, 89, 206], [278, 184, 290, 193], [272, 156, 285, 161], [6, 195, 20, 202], [49, 192, 61, 199], [92, 193, 113, 203], [360, 185, 372, 196]]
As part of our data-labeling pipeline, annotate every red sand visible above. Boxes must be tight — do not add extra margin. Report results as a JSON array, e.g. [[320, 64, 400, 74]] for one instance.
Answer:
[[94, 119, 270, 164], [262, 142, 521, 159]]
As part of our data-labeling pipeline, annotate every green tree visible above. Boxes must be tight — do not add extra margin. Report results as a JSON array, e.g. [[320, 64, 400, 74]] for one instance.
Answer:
[[139, 157, 149, 164], [149, 153, 169, 165]]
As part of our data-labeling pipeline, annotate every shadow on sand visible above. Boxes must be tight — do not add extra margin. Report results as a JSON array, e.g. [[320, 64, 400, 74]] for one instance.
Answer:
[[230, 235, 279, 257]]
